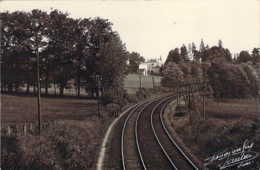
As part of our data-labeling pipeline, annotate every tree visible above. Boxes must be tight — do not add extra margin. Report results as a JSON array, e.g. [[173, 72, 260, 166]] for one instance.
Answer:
[[180, 44, 189, 62], [218, 39, 223, 48], [199, 46, 232, 63], [237, 50, 252, 64], [46, 9, 76, 96], [71, 18, 91, 96], [199, 39, 206, 52], [252, 48, 260, 64], [127, 52, 145, 73], [165, 48, 183, 64], [1, 11, 41, 93], [208, 63, 258, 98], [161, 62, 184, 87], [191, 42, 199, 62]]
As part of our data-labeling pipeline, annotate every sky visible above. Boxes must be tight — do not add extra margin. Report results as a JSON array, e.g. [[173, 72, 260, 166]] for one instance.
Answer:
[[0, 0, 260, 61]]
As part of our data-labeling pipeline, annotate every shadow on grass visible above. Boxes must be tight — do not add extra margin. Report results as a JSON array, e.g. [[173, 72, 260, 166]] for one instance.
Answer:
[[1, 91, 95, 100]]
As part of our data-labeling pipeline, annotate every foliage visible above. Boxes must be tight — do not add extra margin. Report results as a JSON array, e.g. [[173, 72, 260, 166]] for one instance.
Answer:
[[162, 39, 259, 98], [165, 48, 183, 64], [1, 9, 128, 97], [161, 62, 184, 87], [1, 120, 104, 170], [127, 52, 145, 73], [236, 50, 252, 64], [207, 63, 258, 98], [200, 46, 232, 63], [180, 44, 189, 62]]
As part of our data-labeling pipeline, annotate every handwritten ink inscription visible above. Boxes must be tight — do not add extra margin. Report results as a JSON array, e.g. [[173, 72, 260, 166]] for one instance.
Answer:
[[204, 140, 259, 169]]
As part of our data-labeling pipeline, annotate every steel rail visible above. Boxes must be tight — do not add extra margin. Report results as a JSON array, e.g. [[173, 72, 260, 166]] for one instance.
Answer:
[[122, 95, 168, 170], [135, 95, 173, 170], [150, 96, 178, 169], [121, 102, 145, 170], [159, 98, 199, 170]]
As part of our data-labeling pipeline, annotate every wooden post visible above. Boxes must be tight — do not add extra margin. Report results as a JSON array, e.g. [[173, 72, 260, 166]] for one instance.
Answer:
[[29, 123, 33, 134], [7, 126, 11, 136], [24, 124, 27, 136]]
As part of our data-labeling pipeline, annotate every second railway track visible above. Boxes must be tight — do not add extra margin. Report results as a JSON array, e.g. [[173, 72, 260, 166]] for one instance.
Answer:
[[104, 95, 201, 170]]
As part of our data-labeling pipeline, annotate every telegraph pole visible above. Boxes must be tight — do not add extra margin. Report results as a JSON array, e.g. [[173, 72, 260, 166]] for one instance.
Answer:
[[96, 75, 102, 117], [34, 21, 41, 135]]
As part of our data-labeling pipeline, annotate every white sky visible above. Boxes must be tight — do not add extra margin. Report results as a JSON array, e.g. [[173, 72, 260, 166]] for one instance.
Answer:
[[1, 0, 260, 61]]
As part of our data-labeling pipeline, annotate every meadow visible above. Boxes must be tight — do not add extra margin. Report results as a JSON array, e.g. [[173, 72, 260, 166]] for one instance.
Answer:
[[124, 74, 161, 94]]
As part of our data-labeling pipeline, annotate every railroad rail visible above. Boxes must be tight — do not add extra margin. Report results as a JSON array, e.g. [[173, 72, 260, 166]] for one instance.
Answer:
[[120, 95, 200, 170], [102, 79, 208, 170]]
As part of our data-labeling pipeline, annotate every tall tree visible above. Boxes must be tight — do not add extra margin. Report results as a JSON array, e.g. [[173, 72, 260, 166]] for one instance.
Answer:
[[71, 18, 91, 96], [199, 39, 206, 52], [191, 42, 199, 62], [127, 52, 145, 73], [237, 50, 252, 64], [165, 48, 183, 64], [47, 9, 74, 96], [218, 39, 223, 48], [180, 44, 189, 62], [252, 48, 260, 64]]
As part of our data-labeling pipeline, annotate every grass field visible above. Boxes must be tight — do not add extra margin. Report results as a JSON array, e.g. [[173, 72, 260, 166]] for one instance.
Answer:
[[1, 73, 161, 123], [17, 73, 161, 96], [204, 98, 259, 120], [1, 94, 100, 123], [167, 98, 260, 165], [124, 74, 161, 94], [1, 94, 113, 169]]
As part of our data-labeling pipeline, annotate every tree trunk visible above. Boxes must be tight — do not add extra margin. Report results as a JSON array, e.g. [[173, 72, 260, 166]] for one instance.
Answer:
[[45, 73, 49, 95], [7, 82, 13, 93], [26, 83, 30, 94], [33, 83, 36, 94], [96, 87, 99, 98], [59, 86, 64, 96], [77, 72, 81, 97], [0, 74, 3, 92], [91, 88, 94, 98], [54, 82, 57, 96], [15, 82, 19, 93]]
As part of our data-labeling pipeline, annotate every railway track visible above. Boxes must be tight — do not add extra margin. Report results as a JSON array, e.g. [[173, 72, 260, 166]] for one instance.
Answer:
[[103, 95, 201, 170]]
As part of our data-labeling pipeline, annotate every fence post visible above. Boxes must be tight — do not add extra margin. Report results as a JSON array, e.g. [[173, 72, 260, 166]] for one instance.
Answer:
[[30, 123, 33, 134], [24, 123, 27, 136], [7, 126, 11, 136]]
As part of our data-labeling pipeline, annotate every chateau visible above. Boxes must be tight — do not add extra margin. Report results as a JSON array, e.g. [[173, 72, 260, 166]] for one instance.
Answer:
[[139, 57, 163, 76]]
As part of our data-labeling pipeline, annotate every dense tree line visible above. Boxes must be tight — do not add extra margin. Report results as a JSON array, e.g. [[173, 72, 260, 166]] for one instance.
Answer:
[[127, 52, 145, 73], [162, 39, 260, 98], [1, 9, 131, 97]]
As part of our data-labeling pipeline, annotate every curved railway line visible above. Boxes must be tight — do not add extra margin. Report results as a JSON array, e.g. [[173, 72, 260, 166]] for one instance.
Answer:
[[102, 94, 204, 170]]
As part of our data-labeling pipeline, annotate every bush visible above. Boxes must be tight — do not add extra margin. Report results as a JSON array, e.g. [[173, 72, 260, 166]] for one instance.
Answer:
[[101, 88, 129, 105], [1, 121, 101, 170], [207, 63, 258, 98]]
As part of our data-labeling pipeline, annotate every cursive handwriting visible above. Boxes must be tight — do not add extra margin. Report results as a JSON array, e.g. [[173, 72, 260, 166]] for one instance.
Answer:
[[204, 139, 259, 169]]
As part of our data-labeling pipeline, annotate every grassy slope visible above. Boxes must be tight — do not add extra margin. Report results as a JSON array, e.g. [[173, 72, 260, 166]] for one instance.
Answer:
[[1, 94, 113, 170], [166, 98, 260, 168]]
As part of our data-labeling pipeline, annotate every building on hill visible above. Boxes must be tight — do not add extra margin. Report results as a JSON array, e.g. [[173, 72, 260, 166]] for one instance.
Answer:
[[139, 57, 163, 76]]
